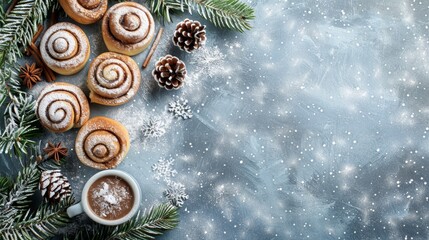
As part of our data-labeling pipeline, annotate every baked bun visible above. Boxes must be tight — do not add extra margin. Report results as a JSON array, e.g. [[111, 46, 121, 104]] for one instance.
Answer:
[[75, 116, 130, 169], [87, 52, 141, 106], [36, 82, 90, 133], [39, 22, 90, 75], [59, 0, 108, 24], [102, 2, 155, 56]]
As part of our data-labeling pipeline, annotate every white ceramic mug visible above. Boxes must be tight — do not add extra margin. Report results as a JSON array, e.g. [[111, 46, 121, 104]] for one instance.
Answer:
[[67, 170, 141, 225]]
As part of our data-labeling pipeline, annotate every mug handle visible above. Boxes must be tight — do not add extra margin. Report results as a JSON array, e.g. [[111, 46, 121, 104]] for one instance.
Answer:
[[67, 202, 83, 218]]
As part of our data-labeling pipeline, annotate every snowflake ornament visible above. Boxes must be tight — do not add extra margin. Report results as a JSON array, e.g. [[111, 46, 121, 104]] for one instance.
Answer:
[[152, 158, 177, 182], [164, 181, 189, 207], [168, 99, 193, 120], [142, 117, 166, 138]]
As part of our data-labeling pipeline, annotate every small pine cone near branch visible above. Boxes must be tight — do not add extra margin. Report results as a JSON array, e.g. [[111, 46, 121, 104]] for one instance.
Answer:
[[173, 19, 206, 53], [39, 170, 72, 203], [152, 55, 187, 90]]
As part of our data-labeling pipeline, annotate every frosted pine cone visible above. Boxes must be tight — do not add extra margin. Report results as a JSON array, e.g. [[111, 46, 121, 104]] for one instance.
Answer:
[[39, 170, 72, 203], [152, 55, 187, 90], [173, 19, 206, 53]]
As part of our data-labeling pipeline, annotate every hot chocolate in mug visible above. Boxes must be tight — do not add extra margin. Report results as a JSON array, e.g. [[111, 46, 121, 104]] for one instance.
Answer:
[[67, 170, 141, 225]]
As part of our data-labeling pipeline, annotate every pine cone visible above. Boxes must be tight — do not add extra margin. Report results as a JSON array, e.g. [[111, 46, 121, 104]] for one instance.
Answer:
[[173, 19, 206, 53], [39, 170, 72, 203], [152, 55, 187, 90]]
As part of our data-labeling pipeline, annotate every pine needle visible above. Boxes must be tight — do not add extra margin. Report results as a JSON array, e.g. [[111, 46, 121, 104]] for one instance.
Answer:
[[0, 197, 74, 240], [0, 163, 75, 240], [192, 0, 255, 32], [147, 0, 255, 32], [67, 203, 179, 240], [0, 0, 53, 158]]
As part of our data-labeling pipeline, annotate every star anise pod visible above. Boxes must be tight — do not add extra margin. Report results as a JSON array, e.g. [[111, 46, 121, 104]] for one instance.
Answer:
[[19, 63, 42, 89], [43, 142, 68, 163]]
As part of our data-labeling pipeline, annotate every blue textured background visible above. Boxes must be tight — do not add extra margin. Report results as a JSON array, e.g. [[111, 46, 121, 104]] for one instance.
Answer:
[[2, 0, 429, 239]]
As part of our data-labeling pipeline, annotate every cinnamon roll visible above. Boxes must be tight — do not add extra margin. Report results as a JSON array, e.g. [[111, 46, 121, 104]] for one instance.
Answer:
[[36, 82, 90, 133], [87, 52, 141, 106], [59, 0, 108, 24], [75, 116, 130, 169], [39, 22, 90, 75], [102, 2, 155, 56]]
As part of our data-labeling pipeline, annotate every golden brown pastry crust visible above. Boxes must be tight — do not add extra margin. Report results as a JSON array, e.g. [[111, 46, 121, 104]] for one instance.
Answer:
[[87, 52, 141, 106], [75, 116, 130, 169], [36, 82, 90, 133], [102, 2, 155, 56], [59, 0, 108, 24], [39, 22, 90, 75]]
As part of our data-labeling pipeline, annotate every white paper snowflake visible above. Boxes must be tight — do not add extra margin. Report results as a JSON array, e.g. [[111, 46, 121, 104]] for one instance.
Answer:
[[168, 99, 193, 120], [151, 158, 177, 182], [164, 181, 189, 207], [142, 117, 166, 138]]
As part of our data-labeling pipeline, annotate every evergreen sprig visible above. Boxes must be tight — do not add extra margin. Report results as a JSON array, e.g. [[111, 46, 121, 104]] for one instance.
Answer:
[[0, 162, 40, 212], [148, 0, 184, 23], [0, 6, 5, 28], [1, 197, 74, 240], [0, 176, 13, 198], [0, 0, 54, 158], [148, 0, 255, 32], [68, 203, 179, 240], [0, 162, 75, 240], [0, 0, 55, 65], [0, 93, 40, 158]]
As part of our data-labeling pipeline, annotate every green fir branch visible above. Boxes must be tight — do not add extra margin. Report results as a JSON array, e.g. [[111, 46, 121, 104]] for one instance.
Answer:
[[0, 0, 53, 158], [0, 197, 74, 240], [0, 6, 5, 28], [0, 176, 13, 197], [0, 0, 56, 65], [0, 93, 39, 158], [191, 0, 255, 32], [0, 162, 39, 230], [0, 65, 22, 107], [0, 162, 40, 211], [148, 0, 185, 23], [68, 203, 179, 240], [37, 157, 67, 171], [147, 0, 255, 32], [6, 93, 39, 128], [0, 162, 75, 240]]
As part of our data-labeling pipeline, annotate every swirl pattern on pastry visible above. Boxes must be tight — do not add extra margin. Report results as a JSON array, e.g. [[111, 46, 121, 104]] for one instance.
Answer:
[[40, 22, 90, 75], [87, 52, 141, 106], [75, 116, 130, 169], [36, 82, 90, 133], [59, 0, 108, 24], [102, 2, 155, 56]]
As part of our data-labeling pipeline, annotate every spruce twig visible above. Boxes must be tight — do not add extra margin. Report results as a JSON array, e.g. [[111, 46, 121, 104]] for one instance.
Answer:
[[0, 93, 39, 158], [68, 203, 179, 240], [0, 176, 13, 197], [147, 0, 255, 32], [0, 0, 57, 65], [0, 0, 55, 158], [191, 0, 255, 32], [0, 162, 75, 240], [0, 197, 74, 239]]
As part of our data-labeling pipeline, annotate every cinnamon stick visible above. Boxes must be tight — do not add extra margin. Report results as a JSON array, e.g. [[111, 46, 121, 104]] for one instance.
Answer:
[[49, 9, 58, 27], [28, 43, 56, 82], [31, 25, 44, 44], [142, 27, 164, 69], [25, 25, 44, 56], [5, 0, 18, 15]]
